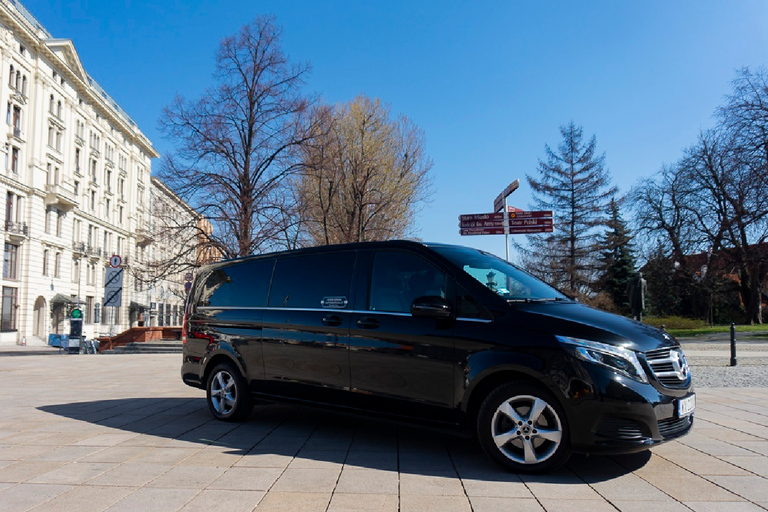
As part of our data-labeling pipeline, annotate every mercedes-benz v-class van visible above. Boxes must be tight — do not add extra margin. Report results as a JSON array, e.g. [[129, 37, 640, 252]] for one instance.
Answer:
[[181, 241, 694, 472]]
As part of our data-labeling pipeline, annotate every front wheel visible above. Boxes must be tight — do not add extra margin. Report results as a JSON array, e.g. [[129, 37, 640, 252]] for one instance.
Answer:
[[206, 362, 253, 422], [477, 382, 571, 473]]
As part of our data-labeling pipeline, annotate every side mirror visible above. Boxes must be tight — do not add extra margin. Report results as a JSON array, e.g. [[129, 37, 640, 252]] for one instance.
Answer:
[[411, 296, 452, 318]]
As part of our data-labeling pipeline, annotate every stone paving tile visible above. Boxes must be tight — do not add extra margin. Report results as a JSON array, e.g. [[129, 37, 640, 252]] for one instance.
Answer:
[[178, 489, 265, 512], [270, 467, 342, 493], [400, 494, 472, 512], [0, 444, 56, 461], [538, 499, 619, 512], [254, 491, 331, 512], [73, 433, 139, 447], [102, 487, 198, 512], [334, 468, 399, 494], [289, 449, 347, 469], [461, 476, 533, 498], [177, 446, 244, 467], [234, 449, 295, 468], [399, 471, 465, 496], [145, 464, 227, 489], [0, 483, 73, 512], [612, 500, 690, 512], [87, 462, 173, 487], [399, 450, 455, 472], [631, 454, 745, 502], [27, 484, 135, 512], [520, 473, 604, 501], [344, 450, 398, 471], [684, 502, 767, 512], [29, 445, 105, 462], [29, 462, 116, 484], [469, 497, 544, 512], [719, 455, 768, 474], [0, 460, 67, 482], [207, 466, 284, 491], [704, 475, 768, 502], [77, 445, 150, 463], [126, 446, 199, 464], [327, 492, 398, 512]]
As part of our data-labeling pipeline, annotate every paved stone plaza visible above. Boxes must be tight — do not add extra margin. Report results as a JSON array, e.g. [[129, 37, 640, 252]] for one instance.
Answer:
[[0, 350, 767, 512]]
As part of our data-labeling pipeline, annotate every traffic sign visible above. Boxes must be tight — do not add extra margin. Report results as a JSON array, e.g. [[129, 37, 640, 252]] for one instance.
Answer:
[[109, 255, 122, 268], [71, 308, 82, 319], [103, 267, 124, 307], [184, 281, 192, 293], [184, 272, 193, 282], [458, 209, 555, 236]]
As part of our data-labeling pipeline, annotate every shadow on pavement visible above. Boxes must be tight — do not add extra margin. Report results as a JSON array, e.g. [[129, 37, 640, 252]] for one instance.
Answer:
[[38, 397, 650, 482]]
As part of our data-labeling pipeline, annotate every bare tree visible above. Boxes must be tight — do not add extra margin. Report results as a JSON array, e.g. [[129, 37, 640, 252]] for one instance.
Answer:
[[518, 122, 617, 294], [158, 16, 313, 261], [297, 96, 433, 245]]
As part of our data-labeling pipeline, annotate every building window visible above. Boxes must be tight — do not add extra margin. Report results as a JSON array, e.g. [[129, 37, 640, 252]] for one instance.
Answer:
[[85, 296, 94, 324], [8, 65, 13, 87], [94, 303, 101, 324], [72, 257, 79, 283], [43, 249, 49, 276], [1, 286, 18, 331], [10, 147, 19, 174], [3, 243, 18, 280], [158, 303, 164, 326], [44, 206, 52, 234], [54, 252, 61, 278]]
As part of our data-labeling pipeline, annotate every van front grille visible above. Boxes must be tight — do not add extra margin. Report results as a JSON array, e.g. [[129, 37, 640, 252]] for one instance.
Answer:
[[644, 347, 691, 388]]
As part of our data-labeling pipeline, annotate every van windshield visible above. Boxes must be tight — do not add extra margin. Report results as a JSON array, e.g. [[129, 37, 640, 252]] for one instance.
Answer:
[[431, 246, 569, 302]]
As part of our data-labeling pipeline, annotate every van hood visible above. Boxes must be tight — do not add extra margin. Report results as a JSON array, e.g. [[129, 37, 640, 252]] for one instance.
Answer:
[[512, 301, 677, 353]]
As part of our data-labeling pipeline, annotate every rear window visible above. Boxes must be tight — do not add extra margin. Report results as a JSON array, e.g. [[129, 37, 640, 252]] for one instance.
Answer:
[[198, 259, 275, 308], [268, 251, 356, 309]]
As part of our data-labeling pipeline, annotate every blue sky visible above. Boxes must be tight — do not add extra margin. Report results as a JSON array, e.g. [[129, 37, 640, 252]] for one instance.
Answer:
[[22, 0, 768, 259]]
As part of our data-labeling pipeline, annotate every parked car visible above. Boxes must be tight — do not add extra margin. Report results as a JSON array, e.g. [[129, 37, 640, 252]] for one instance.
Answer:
[[181, 241, 694, 472]]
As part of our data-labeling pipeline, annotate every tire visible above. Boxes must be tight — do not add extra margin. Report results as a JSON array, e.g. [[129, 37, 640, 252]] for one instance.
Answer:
[[206, 362, 253, 422], [477, 382, 571, 473]]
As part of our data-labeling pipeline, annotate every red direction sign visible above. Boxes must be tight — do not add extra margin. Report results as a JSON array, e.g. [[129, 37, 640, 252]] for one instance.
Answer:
[[460, 227, 508, 236], [507, 225, 554, 234], [458, 210, 555, 236], [458, 212, 506, 222], [508, 210, 554, 219]]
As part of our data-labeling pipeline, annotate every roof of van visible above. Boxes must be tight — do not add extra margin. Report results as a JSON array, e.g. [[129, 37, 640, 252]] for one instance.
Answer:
[[208, 240, 469, 268]]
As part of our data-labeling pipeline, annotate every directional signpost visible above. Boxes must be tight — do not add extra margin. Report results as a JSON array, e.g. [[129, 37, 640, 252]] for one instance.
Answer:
[[458, 209, 555, 259]]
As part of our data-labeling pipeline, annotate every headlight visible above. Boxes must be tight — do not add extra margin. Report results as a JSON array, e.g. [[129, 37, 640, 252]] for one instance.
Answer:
[[557, 336, 648, 384]]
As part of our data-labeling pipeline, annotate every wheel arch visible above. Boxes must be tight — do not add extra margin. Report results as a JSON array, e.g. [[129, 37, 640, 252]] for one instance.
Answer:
[[463, 368, 565, 427]]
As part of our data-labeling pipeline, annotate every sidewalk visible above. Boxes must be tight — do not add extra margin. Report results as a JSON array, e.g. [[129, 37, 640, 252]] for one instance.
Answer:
[[0, 353, 767, 511]]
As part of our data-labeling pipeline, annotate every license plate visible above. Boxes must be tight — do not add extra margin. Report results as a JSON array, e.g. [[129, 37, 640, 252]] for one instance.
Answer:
[[677, 394, 696, 417]]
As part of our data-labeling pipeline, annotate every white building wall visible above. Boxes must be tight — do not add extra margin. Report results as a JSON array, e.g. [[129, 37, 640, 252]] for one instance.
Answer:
[[0, 1, 184, 345]]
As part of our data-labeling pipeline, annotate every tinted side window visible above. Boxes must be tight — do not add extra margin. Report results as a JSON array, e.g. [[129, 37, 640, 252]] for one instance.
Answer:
[[369, 251, 447, 313], [199, 259, 275, 308], [268, 251, 356, 309], [456, 285, 492, 320]]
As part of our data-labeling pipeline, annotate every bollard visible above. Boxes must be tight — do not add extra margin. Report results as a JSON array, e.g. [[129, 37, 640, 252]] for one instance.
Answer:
[[730, 323, 737, 367]]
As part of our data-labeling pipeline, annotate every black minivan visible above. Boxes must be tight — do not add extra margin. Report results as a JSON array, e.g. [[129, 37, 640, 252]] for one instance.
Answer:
[[181, 241, 694, 472]]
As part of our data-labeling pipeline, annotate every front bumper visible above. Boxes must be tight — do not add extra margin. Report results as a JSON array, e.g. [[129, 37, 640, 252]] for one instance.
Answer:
[[565, 365, 694, 454]]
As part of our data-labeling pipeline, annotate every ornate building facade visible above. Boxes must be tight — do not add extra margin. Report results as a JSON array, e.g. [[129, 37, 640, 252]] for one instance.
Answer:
[[0, 1, 198, 344]]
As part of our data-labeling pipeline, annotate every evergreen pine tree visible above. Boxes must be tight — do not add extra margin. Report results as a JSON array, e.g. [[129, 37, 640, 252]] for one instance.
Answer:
[[597, 199, 636, 313], [518, 122, 617, 294]]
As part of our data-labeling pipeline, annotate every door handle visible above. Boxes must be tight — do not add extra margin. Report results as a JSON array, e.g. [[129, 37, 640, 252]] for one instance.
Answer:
[[356, 317, 380, 329], [322, 315, 343, 327]]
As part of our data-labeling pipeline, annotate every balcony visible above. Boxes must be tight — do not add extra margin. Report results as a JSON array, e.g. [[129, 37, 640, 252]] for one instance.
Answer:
[[72, 241, 86, 255], [135, 227, 154, 246], [5, 220, 28, 241], [86, 246, 102, 258], [44, 183, 77, 211]]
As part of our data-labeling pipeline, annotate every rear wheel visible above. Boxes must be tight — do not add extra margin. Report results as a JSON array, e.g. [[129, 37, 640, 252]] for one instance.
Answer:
[[206, 362, 253, 421], [477, 382, 571, 473]]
